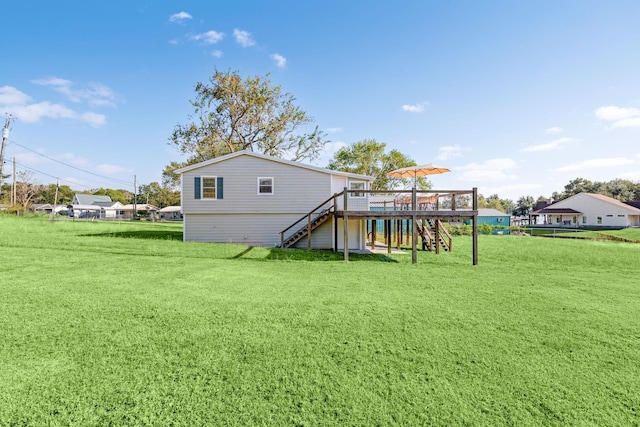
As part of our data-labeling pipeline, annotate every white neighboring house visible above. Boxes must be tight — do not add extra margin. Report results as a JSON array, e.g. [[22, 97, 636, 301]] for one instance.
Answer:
[[32, 203, 67, 214], [69, 194, 123, 219], [532, 192, 640, 227], [158, 206, 182, 221], [175, 151, 375, 249], [120, 203, 159, 219]]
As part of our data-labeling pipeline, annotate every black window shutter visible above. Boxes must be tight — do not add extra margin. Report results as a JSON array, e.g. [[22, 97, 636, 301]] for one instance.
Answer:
[[194, 177, 201, 199], [217, 177, 224, 199]]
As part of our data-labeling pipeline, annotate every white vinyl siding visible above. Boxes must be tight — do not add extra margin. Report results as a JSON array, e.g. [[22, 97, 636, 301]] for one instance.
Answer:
[[182, 155, 330, 215]]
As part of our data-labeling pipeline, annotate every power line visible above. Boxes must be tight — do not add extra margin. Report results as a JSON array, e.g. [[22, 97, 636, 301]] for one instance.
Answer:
[[7, 139, 134, 186], [10, 160, 94, 189]]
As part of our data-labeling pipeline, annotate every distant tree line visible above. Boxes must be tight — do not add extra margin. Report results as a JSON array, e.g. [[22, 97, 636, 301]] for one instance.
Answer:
[[0, 177, 179, 211]]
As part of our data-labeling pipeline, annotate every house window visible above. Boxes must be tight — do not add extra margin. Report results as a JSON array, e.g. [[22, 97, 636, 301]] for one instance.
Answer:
[[582, 216, 587, 224], [606, 214, 613, 217], [195, 176, 223, 200], [258, 177, 274, 195], [202, 177, 217, 199], [497, 218, 503, 223], [349, 181, 365, 198], [597, 216, 602, 224]]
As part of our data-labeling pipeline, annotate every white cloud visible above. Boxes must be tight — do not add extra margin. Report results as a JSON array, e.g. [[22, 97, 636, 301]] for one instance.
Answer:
[[402, 102, 428, 113], [437, 145, 469, 161], [96, 164, 132, 174], [481, 182, 544, 198], [233, 29, 255, 47], [326, 127, 343, 133], [312, 141, 347, 166], [546, 126, 563, 134], [192, 30, 224, 44], [611, 117, 640, 128], [31, 77, 119, 108], [10, 101, 77, 123], [168, 39, 179, 45], [0, 85, 109, 127], [554, 157, 635, 173], [595, 105, 640, 128], [58, 153, 90, 165], [81, 112, 107, 128], [211, 50, 223, 58], [522, 137, 576, 152], [169, 11, 192, 23], [271, 53, 287, 69], [0, 86, 32, 105], [456, 158, 518, 182]]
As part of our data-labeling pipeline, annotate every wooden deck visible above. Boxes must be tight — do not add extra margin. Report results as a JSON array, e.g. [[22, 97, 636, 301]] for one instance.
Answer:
[[337, 188, 479, 264], [279, 187, 479, 265]]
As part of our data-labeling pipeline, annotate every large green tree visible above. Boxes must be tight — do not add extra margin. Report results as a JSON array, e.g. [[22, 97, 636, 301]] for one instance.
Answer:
[[33, 184, 75, 206], [138, 182, 180, 208], [513, 195, 536, 216], [326, 139, 428, 190], [168, 70, 326, 176]]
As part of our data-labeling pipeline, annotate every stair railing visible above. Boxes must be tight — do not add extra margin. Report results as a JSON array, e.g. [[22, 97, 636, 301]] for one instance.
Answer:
[[279, 192, 342, 248]]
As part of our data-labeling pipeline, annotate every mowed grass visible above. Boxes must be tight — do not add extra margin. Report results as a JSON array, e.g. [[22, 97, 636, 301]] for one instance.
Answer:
[[0, 216, 639, 426]]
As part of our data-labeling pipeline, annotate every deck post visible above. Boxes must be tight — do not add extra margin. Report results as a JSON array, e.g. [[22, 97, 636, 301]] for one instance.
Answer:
[[371, 219, 376, 249], [343, 187, 349, 261], [387, 219, 391, 254], [411, 187, 417, 264], [435, 220, 441, 254], [333, 194, 338, 252], [472, 187, 478, 265], [307, 213, 312, 249]]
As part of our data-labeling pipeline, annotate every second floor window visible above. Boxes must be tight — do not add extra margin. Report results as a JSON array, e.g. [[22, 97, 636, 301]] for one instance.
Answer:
[[258, 177, 274, 195]]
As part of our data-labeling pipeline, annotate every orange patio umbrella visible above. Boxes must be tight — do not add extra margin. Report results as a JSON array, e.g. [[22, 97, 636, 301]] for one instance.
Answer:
[[386, 164, 450, 187]]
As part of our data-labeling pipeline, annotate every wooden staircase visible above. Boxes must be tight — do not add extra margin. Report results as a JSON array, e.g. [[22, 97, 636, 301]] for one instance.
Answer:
[[417, 219, 452, 252], [280, 209, 333, 248], [279, 194, 338, 249]]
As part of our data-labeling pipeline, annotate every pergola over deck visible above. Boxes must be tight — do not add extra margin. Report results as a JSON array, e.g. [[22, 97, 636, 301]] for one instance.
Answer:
[[337, 188, 478, 264]]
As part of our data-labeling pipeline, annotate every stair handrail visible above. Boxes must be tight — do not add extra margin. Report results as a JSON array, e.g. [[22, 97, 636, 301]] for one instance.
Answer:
[[437, 220, 453, 251], [279, 192, 342, 246]]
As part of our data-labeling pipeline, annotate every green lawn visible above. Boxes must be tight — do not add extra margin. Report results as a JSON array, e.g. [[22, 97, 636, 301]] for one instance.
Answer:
[[1, 215, 639, 426]]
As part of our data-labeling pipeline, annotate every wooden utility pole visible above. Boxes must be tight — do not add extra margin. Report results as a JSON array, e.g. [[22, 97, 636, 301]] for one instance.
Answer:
[[51, 178, 60, 221], [0, 114, 13, 198], [133, 174, 137, 217], [11, 157, 16, 205]]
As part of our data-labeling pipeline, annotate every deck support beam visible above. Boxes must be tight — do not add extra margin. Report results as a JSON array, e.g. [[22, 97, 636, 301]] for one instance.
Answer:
[[343, 187, 349, 261], [412, 187, 417, 264]]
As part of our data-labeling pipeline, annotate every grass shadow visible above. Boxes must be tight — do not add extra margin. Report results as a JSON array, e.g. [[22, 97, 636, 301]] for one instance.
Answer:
[[84, 230, 183, 241], [261, 247, 399, 262]]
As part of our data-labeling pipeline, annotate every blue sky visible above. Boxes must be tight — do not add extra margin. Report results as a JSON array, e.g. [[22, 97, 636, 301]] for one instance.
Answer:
[[1, 1, 639, 200]]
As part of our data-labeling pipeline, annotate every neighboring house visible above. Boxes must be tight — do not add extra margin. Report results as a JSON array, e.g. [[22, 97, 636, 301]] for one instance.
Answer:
[[175, 151, 375, 249], [69, 194, 123, 219], [464, 208, 510, 232], [32, 204, 67, 214], [120, 204, 159, 219], [532, 192, 640, 227], [477, 208, 511, 227], [158, 206, 182, 221]]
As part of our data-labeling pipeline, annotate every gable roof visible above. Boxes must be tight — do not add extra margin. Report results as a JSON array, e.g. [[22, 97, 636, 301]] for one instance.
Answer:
[[74, 194, 112, 205], [477, 208, 509, 217], [534, 207, 582, 214], [174, 150, 375, 182], [534, 192, 640, 215]]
